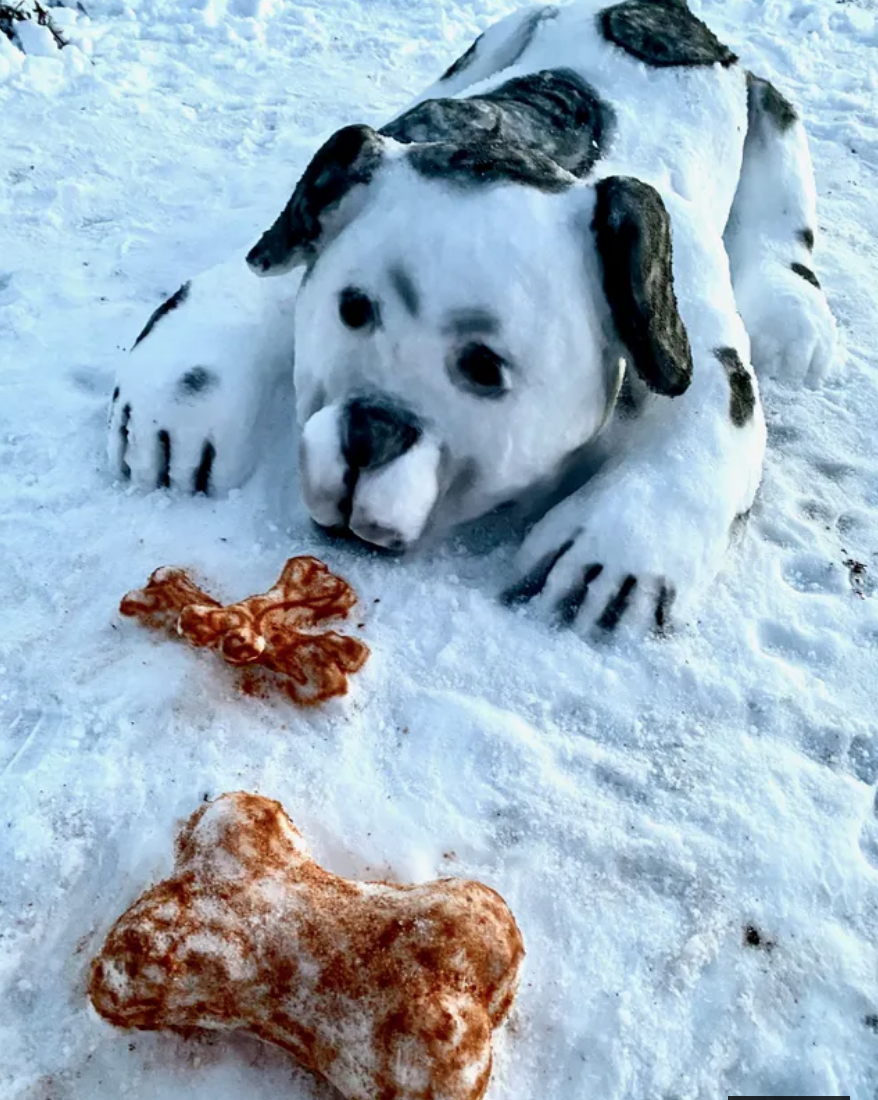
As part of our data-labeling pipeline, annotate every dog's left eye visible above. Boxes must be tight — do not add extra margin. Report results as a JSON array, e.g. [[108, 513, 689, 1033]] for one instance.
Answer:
[[339, 287, 378, 330], [454, 342, 508, 397]]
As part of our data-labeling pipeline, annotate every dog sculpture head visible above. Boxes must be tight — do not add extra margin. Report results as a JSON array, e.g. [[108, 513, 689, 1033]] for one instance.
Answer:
[[248, 71, 692, 550]]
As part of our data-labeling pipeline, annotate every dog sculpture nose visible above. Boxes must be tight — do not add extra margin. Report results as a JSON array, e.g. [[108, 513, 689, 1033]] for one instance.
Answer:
[[342, 397, 421, 471]]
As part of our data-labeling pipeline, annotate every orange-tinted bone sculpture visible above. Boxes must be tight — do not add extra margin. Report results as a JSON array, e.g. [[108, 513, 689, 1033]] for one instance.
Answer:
[[120, 556, 369, 704], [89, 792, 525, 1100]]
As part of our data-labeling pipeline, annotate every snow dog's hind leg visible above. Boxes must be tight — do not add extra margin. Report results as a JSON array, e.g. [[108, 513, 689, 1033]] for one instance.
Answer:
[[724, 73, 837, 387]]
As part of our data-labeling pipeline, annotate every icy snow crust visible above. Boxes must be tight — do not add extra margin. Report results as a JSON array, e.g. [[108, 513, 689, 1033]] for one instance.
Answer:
[[1, 0, 878, 1098]]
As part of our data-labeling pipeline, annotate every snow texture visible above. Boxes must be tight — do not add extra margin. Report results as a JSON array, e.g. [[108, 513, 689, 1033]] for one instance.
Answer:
[[1, 0, 878, 1098]]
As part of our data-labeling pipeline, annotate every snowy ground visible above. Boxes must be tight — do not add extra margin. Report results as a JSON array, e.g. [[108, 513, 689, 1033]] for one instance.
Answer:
[[2, 0, 878, 1097]]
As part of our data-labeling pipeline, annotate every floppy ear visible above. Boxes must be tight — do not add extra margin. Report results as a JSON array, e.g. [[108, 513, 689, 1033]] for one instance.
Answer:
[[247, 124, 386, 276], [591, 175, 693, 397]]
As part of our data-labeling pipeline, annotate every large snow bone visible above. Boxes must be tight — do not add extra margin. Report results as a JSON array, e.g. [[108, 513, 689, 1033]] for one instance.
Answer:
[[89, 792, 525, 1100]]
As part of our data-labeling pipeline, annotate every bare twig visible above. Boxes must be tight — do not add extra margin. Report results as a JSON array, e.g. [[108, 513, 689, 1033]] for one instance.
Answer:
[[34, 1, 68, 48], [0, 0, 70, 49], [0, 2, 30, 42]]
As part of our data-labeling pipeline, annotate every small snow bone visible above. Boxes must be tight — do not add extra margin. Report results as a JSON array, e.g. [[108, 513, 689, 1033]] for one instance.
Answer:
[[89, 792, 525, 1100], [120, 556, 369, 705]]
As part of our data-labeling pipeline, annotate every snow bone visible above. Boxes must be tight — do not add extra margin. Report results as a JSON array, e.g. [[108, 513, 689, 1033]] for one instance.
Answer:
[[89, 792, 525, 1100]]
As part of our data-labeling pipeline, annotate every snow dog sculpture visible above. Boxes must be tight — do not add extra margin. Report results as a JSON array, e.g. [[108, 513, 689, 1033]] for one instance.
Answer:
[[109, 0, 838, 636]]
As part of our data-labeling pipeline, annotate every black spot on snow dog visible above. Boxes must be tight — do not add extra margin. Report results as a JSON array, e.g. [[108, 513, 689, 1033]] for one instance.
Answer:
[[600, 0, 737, 68], [440, 34, 482, 82], [407, 139, 573, 193], [799, 227, 815, 252], [715, 346, 755, 427], [747, 72, 798, 132], [177, 367, 218, 397], [132, 282, 191, 349], [592, 176, 693, 398], [384, 95, 498, 147], [384, 69, 615, 181], [439, 7, 559, 83], [483, 69, 614, 179], [791, 261, 820, 289]]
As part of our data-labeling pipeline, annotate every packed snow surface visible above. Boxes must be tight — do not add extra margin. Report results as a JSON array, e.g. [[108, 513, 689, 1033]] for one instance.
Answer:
[[2, 0, 878, 1098]]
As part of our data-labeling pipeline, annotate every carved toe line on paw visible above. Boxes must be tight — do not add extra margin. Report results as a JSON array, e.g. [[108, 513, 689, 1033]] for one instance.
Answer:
[[119, 403, 131, 480], [790, 261, 820, 289], [194, 441, 215, 495], [501, 538, 576, 606], [654, 582, 676, 633], [156, 430, 171, 490], [597, 574, 638, 631], [556, 563, 604, 626]]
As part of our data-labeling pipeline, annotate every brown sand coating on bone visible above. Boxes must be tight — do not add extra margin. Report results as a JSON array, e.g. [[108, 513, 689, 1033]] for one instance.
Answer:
[[120, 557, 369, 705], [119, 566, 222, 627], [89, 793, 524, 1100]]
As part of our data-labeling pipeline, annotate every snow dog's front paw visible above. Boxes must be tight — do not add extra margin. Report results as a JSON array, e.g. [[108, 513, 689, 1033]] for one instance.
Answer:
[[502, 469, 736, 638], [107, 259, 294, 494]]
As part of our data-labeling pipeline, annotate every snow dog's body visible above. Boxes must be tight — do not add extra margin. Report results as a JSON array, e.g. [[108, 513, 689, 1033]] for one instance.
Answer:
[[109, 0, 837, 635]]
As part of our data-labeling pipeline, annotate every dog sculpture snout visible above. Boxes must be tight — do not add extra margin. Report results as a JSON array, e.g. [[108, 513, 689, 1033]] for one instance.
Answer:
[[342, 397, 422, 472]]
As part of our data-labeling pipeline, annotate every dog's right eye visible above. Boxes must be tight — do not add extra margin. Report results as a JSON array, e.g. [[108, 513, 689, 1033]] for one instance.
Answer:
[[339, 287, 378, 330], [454, 342, 508, 398]]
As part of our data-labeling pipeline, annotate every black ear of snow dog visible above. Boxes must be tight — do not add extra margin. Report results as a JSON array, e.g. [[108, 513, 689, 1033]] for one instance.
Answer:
[[592, 175, 693, 398], [247, 124, 385, 276]]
